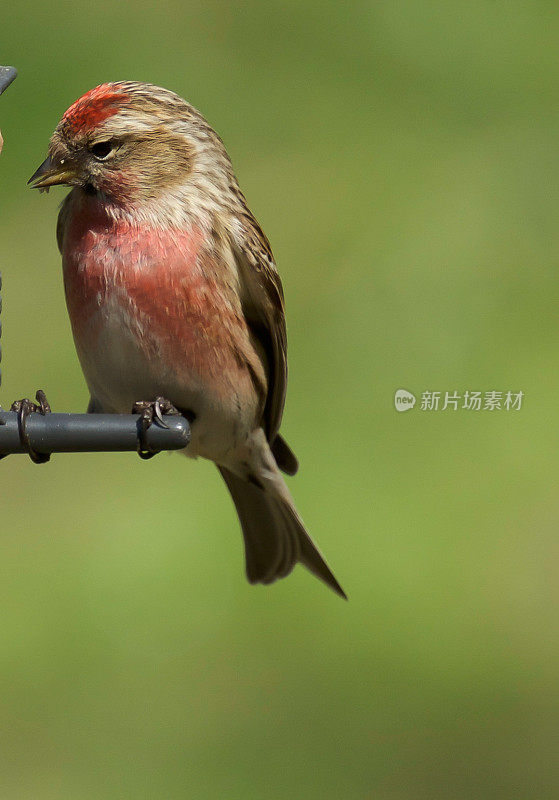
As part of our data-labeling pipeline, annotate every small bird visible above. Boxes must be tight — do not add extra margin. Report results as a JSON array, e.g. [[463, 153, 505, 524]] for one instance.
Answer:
[[29, 82, 345, 598]]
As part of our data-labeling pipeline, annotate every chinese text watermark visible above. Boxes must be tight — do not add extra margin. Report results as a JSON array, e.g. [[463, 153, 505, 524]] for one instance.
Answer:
[[394, 389, 524, 412]]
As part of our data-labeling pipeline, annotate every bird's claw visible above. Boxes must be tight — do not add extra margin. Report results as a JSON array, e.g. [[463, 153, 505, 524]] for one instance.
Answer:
[[132, 396, 181, 460], [4, 389, 52, 463]]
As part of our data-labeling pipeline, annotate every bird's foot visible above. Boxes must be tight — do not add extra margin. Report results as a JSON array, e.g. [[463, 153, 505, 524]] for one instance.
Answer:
[[132, 396, 181, 460], [6, 389, 52, 463]]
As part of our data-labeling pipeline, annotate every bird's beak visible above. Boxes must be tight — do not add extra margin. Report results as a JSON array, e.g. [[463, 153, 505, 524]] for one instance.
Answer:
[[28, 155, 78, 191]]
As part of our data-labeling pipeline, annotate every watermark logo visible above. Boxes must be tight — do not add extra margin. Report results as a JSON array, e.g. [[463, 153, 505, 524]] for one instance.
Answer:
[[394, 389, 416, 412], [395, 389, 524, 412]]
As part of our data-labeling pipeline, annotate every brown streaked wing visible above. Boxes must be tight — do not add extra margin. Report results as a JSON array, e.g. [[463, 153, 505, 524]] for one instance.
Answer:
[[232, 208, 288, 445]]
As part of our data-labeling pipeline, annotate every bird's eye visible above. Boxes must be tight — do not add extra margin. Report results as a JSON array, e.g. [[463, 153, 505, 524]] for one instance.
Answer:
[[89, 140, 114, 160]]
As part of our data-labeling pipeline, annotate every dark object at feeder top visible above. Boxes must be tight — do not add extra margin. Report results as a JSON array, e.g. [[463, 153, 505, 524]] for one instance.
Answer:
[[0, 67, 17, 96]]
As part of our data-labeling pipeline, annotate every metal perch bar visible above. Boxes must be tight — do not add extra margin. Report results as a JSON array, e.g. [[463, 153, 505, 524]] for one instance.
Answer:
[[0, 67, 17, 96], [0, 412, 190, 456], [0, 67, 17, 154]]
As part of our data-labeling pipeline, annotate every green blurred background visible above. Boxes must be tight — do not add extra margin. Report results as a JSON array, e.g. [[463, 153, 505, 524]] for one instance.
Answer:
[[0, 1, 558, 797]]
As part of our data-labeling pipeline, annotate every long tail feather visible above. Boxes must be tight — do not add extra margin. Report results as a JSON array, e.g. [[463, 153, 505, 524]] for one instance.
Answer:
[[218, 466, 346, 599]]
